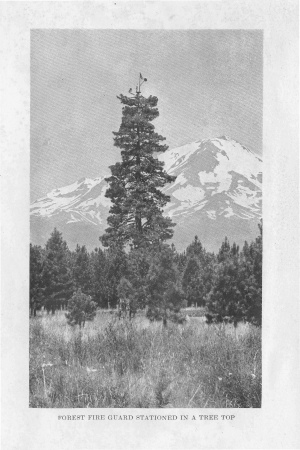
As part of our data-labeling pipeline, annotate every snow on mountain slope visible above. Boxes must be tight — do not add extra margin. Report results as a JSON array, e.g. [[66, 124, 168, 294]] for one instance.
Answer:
[[30, 137, 262, 251], [159, 136, 262, 222], [31, 177, 110, 224]]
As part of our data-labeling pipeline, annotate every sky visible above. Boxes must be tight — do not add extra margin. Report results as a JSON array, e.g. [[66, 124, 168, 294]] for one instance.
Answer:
[[31, 30, 263, 201]]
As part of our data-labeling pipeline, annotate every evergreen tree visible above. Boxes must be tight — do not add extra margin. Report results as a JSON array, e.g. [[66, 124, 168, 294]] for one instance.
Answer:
[[101, 78, 176, 249], [146, 245, 184, 326], [30, 244, 44, 316], [72, 245, 93, 296], [186, 236, 204, 260], [182, 257, 206, 307], [91, 248, 109, 308], [242, 240, 250, 259], [240, 222, 262, 326], [43, 229, 74, 314], [182, 236, 215, 307], [174, 250, 187, 274], [105, 247, 128, 308], [217, 236, 231, 263], [206, 226, 262, 327], [92, 246, 127, 308], [126, 246, 152, 309], [205, 255, 243, 327], [252, 221, 262, 289]]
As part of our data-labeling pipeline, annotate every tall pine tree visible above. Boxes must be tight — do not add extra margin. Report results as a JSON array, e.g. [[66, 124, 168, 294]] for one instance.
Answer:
[[101, 76, 176, 249]]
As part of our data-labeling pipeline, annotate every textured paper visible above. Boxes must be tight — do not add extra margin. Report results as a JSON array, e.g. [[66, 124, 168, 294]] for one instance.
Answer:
[[1, 1, 299, 449]]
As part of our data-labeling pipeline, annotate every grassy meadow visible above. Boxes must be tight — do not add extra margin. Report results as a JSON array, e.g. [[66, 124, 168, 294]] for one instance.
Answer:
[[30, 310, 261, 408]]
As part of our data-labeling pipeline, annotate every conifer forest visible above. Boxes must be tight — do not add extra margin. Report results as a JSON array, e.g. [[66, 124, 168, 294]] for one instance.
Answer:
[[30, 85, 262, 408]]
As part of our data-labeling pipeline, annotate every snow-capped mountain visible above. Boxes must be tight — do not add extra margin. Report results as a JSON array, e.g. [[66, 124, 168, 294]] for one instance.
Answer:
[[31, 177, 109, 225], [30, 136, 262, 251]]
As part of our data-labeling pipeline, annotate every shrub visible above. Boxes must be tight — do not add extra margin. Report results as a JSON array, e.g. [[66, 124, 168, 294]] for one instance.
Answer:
[[65, 289, 97, 328]]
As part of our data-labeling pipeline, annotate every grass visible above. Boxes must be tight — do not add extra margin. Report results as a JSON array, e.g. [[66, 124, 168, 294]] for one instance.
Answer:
[[29, 310, 261, 408], [181, 307, 206, 318]]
